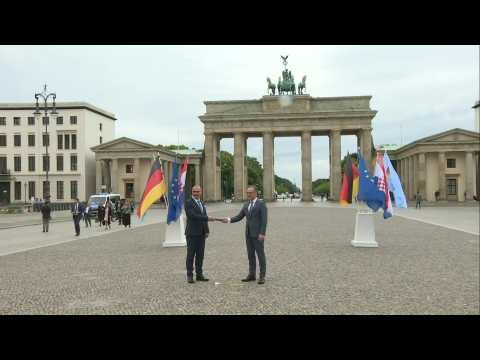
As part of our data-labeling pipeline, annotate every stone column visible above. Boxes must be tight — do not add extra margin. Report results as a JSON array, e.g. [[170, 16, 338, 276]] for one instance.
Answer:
[[194, 163, 200, 187], [96, 160, 103, 194], [243, 137, 248, 200], [403, 157, 409, 200], [408, 156, 414, 200], [465, 151, 474, 200], [111, 158, 118, 193], [438, 152, 446, 200], [218, 137, 223, 200], [262, 132, 274, 201], [271, 137, 275, 196], [234, 132, 246, 201], [134, 158, 140, 202], [204, 133, 220, 201], [417, 153, 426, 198], [301, 131, 313, 201], [329, 130, 341, 201], [361, 128, 373, 172]]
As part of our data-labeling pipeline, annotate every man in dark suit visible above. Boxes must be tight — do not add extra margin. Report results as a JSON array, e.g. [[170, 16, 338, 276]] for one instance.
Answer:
[[71, 197, 85, 236], [223, 185, 268, 284], [184, 185, 214, 284]]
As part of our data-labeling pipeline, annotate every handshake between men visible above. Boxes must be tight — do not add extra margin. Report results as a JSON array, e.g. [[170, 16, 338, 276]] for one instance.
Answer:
[[185, 185, 268, 285]]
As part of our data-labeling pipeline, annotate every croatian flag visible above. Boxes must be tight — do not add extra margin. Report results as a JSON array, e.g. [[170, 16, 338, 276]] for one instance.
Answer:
[[374, 153, 393, 219]]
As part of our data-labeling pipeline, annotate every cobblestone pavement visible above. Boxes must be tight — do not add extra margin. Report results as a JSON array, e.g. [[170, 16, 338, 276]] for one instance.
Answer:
[[0, 206, 478, 314]]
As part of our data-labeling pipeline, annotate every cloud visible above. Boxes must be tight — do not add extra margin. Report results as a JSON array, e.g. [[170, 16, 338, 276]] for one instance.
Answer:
[[0, 45, 477, 185]]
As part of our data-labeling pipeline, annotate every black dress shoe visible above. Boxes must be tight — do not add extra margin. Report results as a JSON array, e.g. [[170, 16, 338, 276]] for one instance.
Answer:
[[241, 275, 256, 282], [196, 275, 209, 281], [257, 277, 265, 284], [187, 276, 195, 284]]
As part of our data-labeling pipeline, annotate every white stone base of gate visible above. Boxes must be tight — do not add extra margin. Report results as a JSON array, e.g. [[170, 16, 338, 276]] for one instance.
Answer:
[[351, 209, 378, 248], [163, 215, 187, 247]]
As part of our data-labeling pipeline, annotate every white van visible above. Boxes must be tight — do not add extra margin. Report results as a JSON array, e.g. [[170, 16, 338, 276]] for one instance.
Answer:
[[88, 193, 121, 216]]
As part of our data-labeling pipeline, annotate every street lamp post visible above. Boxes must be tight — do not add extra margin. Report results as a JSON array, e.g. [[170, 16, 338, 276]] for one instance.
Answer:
[[34, 84, 57, 201]]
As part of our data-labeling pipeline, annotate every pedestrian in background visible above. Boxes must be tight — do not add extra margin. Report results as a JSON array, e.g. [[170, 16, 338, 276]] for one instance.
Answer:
[[40, 200, 51, 233], [84, 201, 92, 227], [415, 191, 423, 209], [71, 197, 85, 236]]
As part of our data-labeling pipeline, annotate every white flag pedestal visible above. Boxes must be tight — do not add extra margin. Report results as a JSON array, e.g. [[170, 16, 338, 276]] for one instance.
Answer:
[[163, 215, 187, 247], [351, 209, 378, 248]]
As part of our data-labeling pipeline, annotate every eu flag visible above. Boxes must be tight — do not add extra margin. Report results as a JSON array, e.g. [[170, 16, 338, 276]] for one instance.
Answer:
[[357, 153, 386, 212], [167, 162, 181, 224]]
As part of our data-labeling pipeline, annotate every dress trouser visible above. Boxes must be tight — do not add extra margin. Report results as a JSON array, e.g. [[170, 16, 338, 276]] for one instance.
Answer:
[[73, 215, 81, 235], [42, 218, 49, 232], [186, 235, 206, 277], [246, 235, 266, 278]]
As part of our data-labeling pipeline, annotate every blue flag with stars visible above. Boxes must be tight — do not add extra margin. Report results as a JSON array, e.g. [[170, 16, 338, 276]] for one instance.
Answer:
[[357, 153, 386, 212], [167, 162, 181, 224]]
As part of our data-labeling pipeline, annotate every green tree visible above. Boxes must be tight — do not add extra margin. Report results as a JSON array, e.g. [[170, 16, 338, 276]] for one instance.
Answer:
[[165, 144, 190, 150]]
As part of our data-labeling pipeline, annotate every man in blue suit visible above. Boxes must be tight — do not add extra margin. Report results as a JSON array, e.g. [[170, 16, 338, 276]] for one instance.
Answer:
[[71, 197, 85, 236]]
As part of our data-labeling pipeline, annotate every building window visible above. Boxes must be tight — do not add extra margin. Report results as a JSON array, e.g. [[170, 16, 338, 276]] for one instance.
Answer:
[[0, 117, 6, 126], [57, 134, 63, 149], [70, 116, 77, 125], [70, 154, 77, 171], [126, 164, 134, 174], [28, 117, 35, 125], [99, 136, 103, 144], [42, 116, 49, 125], [14, 134, 21, 147], [447, 178, 457, 195], [57, 181, 64, 200], [43, 155, 50, 172], [28, 181, 35, 199], [0, 134, 6, 147], [42, 133, 49, 147], [57, 155, 64, 171], [28, 134, 35, 147], [14, 156, 21, 172], [56, 116, 63, 125], [99, 123, 103, 131], [71, 134, 77, 149], [64, 134, 70, 149], [0, 157, 6, 173], [13, 117, 21, 126], [125, 182, 134, 198], [43, 181, 50, 200], [70, 180, 78, 199], [14, 182, 22, 200], [447, 158, 456, 168], [28, 156, 35, 172]]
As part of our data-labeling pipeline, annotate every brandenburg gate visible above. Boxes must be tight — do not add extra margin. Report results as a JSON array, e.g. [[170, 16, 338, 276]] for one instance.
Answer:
[[200, 58, 377, 202]]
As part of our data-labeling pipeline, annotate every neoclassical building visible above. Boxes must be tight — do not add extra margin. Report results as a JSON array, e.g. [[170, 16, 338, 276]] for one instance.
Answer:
[[91, 137, 203, 202], [388, 128, 480, 202]]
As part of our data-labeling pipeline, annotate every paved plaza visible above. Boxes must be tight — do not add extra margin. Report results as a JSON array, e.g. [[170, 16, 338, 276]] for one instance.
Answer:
[[0, 202, 478, 315]]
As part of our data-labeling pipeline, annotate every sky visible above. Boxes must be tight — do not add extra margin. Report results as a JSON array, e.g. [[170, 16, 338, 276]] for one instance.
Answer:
[[1, 45, 478, 186]]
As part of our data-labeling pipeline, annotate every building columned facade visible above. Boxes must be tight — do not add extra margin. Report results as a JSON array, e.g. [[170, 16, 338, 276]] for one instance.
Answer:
[[91, 137, 203, 203], [388, 128, 480, 202], [0, 102, 116, 205]]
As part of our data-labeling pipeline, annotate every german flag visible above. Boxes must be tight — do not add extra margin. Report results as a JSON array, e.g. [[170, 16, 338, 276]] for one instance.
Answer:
[[339, 154, 359, 206], [137, 158, 167, 219]]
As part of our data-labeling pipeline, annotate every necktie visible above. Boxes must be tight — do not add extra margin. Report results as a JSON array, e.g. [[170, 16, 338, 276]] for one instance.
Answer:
[[248, 201, 253, 213], [196, 199, 203, 213]]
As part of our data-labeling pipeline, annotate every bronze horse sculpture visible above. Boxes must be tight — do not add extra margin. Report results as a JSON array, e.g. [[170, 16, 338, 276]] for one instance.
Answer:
[[297, 75, 307, 95], [266, 77, 276, 95]]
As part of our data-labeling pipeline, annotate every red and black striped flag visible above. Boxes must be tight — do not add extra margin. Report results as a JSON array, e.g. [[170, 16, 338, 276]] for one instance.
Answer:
[[137, 158, 167, 220], [339, 154, 359, 206]]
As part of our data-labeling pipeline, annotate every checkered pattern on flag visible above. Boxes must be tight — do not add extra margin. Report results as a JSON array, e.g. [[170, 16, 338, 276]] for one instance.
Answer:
[[374, 152, 392, 219]]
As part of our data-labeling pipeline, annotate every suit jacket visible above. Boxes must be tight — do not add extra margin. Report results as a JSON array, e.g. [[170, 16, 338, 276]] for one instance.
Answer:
[[71, 202, 85, 216], [230, 199, 267, 238], [184, 198, 210, 237]]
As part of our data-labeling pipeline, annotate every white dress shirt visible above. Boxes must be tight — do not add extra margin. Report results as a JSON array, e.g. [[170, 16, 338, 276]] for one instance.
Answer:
[[227, 197, 257, 223]]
